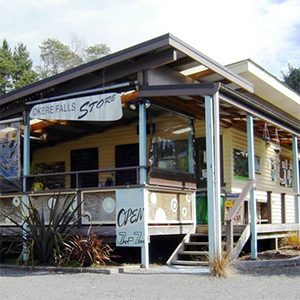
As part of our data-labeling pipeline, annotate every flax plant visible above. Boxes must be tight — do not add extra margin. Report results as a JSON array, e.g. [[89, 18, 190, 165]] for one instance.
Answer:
[[6, 193, 82, 265]]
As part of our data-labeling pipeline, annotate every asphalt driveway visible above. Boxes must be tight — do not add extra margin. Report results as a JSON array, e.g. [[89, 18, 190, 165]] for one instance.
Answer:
[[1, 264, 299, 300]]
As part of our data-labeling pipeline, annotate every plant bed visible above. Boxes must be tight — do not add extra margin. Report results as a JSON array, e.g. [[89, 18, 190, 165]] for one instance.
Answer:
[[239, 248, 300, 261]]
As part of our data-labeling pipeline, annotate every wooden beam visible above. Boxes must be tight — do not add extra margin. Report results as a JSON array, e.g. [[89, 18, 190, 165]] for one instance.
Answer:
[[121, 91, 139, 103], [189, 69, 215, 80]]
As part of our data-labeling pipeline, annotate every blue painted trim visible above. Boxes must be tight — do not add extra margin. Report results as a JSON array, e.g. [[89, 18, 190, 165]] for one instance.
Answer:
[[205, 95, 216, 260], [292, 135, 299, 224], [247, 114, 257, 259]]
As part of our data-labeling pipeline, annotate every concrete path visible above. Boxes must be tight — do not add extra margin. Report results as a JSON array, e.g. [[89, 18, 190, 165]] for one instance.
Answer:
[[1, 263, 299, 300]]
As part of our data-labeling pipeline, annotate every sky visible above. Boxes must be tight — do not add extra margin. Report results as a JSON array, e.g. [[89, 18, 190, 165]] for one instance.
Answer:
[[0, 0, 299, 79]]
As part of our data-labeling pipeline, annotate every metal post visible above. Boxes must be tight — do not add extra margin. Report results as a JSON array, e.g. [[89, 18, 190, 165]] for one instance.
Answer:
[[139, 101, 147, 185], [188, 119, 194, 173], [205, 95, 216, 261], [188, 120, 197, 226], [139, 101, 149, 268], [213, 91, 222, 258], [22, 110, 30, 261], [247, 114, 257, 259], [292, 135, 299, 229]]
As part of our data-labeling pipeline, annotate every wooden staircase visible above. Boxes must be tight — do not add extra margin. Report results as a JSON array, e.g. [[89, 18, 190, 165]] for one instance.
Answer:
[[167, 225, 249, 266]]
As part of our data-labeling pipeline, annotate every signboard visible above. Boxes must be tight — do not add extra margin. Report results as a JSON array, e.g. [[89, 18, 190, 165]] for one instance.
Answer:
[[116, 188, 146, 247], [0, 122, 22, 192], [29, 93, 122, 121], [225, 193, 244, 224]]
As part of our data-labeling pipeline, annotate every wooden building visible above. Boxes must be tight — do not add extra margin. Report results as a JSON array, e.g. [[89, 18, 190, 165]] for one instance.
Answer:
[[0, 34, 299, 267]]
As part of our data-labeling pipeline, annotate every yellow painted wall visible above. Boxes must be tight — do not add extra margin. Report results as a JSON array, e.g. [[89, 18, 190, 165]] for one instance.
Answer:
[[32, 114, 297, 223]]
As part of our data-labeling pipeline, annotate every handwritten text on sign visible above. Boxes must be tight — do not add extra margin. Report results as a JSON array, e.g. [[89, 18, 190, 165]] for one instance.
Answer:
[[29, 93, 122, 121], [116, 189, 145, 247]]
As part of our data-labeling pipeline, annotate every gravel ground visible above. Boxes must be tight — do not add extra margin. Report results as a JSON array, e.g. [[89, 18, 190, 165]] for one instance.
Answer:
[[1, 265, 299, 300]]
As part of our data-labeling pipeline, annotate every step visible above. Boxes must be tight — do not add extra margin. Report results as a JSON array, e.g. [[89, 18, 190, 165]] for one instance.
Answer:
[[185, 241, 208, 246], [179, 250, 209, 256], [172, 260, 209, 266]]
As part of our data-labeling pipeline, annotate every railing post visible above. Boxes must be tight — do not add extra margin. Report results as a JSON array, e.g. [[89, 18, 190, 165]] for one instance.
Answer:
[[281, 193, 286, 224], [267, 191, 273, 224], [77, 190, 82, 227], [226, 220, 233, 253]]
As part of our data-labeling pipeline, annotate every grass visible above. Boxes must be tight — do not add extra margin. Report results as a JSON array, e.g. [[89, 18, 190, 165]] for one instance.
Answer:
[[209, 251, 236, 278], [280, 232, 300, 251]]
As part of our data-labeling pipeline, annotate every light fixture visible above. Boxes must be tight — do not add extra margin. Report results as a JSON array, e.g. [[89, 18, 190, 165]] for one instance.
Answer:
[[172, 127, 192, 135], [129, 103, 137, 110], [145, 100, 151, 109]]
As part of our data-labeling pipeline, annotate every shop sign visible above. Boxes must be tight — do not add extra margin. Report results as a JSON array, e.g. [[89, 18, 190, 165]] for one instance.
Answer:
[[116, 188, 146, 247], [29, 93, 122, 121]]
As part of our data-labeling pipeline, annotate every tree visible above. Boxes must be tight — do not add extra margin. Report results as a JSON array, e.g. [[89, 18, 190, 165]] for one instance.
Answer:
[[12, 43, 38, 90], [0, 39, 15, 94], [84, 44, 111, 63], [36, 38, 83, 78], [0, 39, 37, 95], [282, 64, 300, 94], [36, 37, 111, 79]]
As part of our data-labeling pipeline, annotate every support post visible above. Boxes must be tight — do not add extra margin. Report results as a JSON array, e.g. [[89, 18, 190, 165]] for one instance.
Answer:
[[281, 193, 286, 224], [267, 191, 273, 224], [213, 91, 222, 257], [139, 101, 147, 185], [292, 135, 299, 231], [188, 119, 194, 174], [188, 119, 197, 226], [139, 101, 149, 268], [247, 114, 257, 259], [22, 110, 30, 261], [205, 95, 216, 261]]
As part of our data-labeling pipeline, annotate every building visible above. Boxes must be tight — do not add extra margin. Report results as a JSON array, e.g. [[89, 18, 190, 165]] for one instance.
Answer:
[[1, 34, 299, 267]]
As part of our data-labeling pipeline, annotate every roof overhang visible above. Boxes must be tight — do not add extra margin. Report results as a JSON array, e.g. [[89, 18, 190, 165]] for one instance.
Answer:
[[0, 33, 253, 119], [226, 60, 300, 120]]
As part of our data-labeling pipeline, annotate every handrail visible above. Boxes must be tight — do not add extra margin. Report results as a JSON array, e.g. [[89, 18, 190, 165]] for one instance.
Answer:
[[226, 179, 255, 253], [23, 166, 148, 192], [225, 179, 256, 222]]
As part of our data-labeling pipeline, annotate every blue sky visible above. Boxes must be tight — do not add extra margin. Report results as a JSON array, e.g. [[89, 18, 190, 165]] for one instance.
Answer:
[[1, 0, 299, 78]]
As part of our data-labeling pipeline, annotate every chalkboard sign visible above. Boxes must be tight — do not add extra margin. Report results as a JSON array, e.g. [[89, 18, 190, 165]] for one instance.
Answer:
[[115, 143, 139, 185], [34, 162, 65, 189], [71, 148, 98, 188]]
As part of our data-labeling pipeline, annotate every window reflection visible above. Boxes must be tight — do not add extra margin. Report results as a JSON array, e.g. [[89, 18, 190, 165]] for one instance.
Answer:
[[149, 113, 195, 177]]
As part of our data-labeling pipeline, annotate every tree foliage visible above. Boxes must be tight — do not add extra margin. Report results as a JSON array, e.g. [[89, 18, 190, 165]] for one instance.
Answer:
[[0, 39, 37, 95], [0, 36, 111, 94], [36, 36, 111, 79], [282, 64, 300, 94]]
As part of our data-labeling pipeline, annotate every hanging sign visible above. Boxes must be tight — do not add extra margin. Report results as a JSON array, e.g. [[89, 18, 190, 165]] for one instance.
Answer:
[[0, 122, 22, 192], [116, 188, 146, 247], [29, 93, 122, 121]]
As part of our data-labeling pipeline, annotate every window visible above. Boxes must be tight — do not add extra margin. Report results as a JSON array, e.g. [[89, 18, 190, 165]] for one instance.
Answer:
[[149, 114, 195, 183], [195, 137, 224, 188], [115, 143, 139, 185], [71, 148, 98, 188], [233, 148, 260, 180]]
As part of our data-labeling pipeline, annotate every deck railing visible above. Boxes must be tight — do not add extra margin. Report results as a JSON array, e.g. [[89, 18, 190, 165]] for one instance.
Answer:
[[23, 166, 148, 193]]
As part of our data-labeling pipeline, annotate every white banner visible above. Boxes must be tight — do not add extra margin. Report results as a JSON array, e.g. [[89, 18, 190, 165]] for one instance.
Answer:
[[116, 188, 146, 247], [29, 93, 122, 121]]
